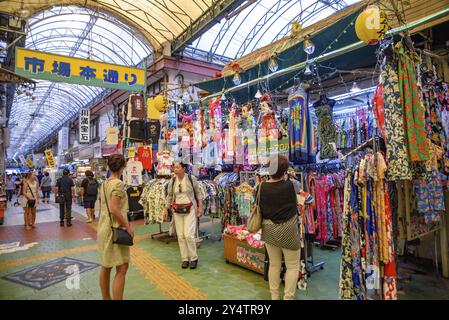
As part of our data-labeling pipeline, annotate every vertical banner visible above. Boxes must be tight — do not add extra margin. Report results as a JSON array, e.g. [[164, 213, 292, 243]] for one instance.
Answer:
[[25, 155, 34, 169], [19, 155, 27, 168], [44, 149, 56, 167], [58, 127, 69, 155], [79, 108, 90, 144]]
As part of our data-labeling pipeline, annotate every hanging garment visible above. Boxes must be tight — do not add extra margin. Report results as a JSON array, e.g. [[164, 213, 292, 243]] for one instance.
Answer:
[[106, 127, 119, 145], [156, 151, 174, 176], [373, 85, 386, 140], [381, 63, 412, 181], [339, 171, 357, 300], [146, 120, 161, 144], [288, 88, 309, 163], [127, 94, 146, 120], [423, 88, 445, 148], [127, 186, 144, 213], [125, 159, 143, 186], [314, 175, 331, 242], [396, 47, 429, 162], [128, 119, 146, 141], [314, 99, 337, 159], [137, 146, 153, 170]]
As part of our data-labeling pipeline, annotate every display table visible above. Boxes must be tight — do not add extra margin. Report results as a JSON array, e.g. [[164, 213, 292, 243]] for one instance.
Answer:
[[223, 233, 266, 275]]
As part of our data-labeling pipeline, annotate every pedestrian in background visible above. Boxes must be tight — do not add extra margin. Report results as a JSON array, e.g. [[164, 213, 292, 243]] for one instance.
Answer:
[[55, 169, 75, 227], [40, 172, 52, 204], [22, 172, 39, 230], [5, 175, 15, 202], [81, 170, 99, 223]]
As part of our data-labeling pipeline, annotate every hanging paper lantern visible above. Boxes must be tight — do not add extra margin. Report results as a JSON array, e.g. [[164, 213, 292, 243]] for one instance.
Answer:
[[355, 5, 388, 45]]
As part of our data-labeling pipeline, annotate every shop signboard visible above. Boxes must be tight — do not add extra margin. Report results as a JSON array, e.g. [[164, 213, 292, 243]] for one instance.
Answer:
[[58, 127, 69, 155], [25, 155, 34, 169], [101, 141, 119, 156], [79, 146, 94, 160], [15, 48, 145, 91], [93, 142, 102, 158], [44, 149, 56, 168], [79, 108, 90, 144]]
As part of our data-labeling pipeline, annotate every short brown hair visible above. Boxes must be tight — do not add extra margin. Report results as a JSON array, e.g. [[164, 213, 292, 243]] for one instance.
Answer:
[[85, 170, 94, 177], [268, 155, 289, 179], [108, 154, 126, 173]]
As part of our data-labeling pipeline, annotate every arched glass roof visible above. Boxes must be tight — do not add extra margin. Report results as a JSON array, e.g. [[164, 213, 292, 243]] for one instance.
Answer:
[[8, 6, 152, 157], [188, 0, 362, 60], [0, 0, 216, 50]]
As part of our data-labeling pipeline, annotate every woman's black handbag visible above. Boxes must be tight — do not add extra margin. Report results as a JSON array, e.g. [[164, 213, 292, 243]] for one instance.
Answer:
[[26, 183, 36, 208], [103, 182, 134, 246], [55, 195, 65, 204]]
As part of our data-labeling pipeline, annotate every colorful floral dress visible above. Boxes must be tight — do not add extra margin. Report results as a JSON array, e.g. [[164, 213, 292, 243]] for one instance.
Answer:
[[381, 62, 412, 181], [396, 46, 429, 162]]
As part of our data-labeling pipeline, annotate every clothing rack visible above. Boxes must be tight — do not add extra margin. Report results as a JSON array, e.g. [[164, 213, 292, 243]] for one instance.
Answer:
[[150, 175, 178, 244], [289, 173, 325, 276]]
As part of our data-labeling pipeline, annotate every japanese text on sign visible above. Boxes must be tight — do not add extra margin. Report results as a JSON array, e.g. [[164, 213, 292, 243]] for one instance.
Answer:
[[44, 149, 56, 168], [15, 48, 145, 91], [79, 108, 90, 144]]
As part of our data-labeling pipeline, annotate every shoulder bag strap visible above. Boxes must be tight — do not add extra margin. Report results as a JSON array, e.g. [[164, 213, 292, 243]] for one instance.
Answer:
[[27, 182, 35, 200], [102, 181, 114, 228], [256, 182, 263, 206], [188, 174, 198, 205]]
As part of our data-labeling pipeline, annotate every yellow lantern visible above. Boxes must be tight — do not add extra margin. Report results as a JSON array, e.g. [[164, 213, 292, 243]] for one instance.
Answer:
[[147, 95, 167, 120], [355, 5, 388, 45]]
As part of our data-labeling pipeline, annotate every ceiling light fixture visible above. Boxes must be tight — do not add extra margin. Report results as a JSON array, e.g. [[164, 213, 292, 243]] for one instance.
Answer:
[[350, 81, 361, 93]]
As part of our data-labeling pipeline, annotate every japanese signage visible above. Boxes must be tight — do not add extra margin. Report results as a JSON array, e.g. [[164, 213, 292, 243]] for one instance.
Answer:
[[79, 108, 90, 144], [15, 48, 145, 91], [18, 155, 27, 168], [25, 155, 34, 169], [44, 149, 56, 168], [58, 127, 69, 155]]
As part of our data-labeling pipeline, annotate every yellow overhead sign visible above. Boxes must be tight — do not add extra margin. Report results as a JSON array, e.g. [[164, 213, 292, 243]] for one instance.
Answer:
[[15, 48, 146, 91]]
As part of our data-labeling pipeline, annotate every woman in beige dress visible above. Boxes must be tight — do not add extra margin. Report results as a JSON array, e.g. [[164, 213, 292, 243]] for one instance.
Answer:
[[22, 172, 39, 230], [97, 154, 134, 300]]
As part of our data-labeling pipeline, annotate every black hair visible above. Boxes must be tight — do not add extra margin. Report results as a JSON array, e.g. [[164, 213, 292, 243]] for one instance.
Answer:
[[63, 169, 70, 176], [174, 161, 188, 170], [44, 172, 49, 177], [85, 170, 94, 177], [108, 154, 126, 173], [269, 155, 289, 180]]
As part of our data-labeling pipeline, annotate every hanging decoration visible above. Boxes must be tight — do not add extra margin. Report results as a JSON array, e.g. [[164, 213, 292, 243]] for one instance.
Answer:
[[291, 20, 302, 37], [303, 35, 315, 55], [355, 5, 389, 45], [233, 72, 242, 85], [268, 54, 279, 72]]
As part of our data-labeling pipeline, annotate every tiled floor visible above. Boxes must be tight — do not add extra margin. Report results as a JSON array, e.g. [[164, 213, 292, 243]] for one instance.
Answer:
[[1, 194, 449, 300]]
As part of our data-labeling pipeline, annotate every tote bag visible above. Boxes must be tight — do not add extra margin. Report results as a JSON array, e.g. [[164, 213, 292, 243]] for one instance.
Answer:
[[247, 182, 263, 233]]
